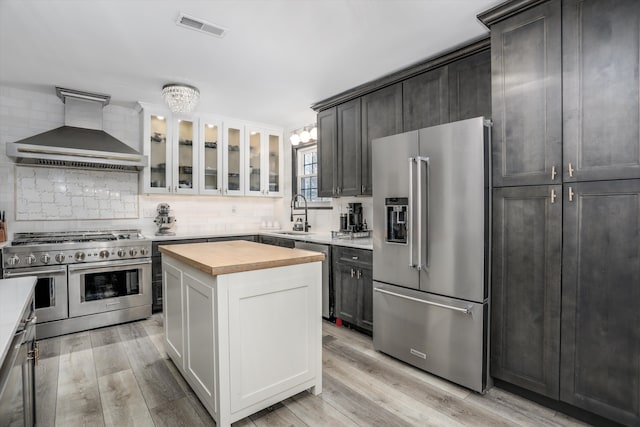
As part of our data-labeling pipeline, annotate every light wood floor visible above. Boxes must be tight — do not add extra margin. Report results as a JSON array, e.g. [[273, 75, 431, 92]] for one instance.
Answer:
[[34, 314, 591, 427]]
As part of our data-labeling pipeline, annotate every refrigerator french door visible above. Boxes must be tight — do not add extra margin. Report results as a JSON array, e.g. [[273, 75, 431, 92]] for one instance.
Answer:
[[372, 117, 491, 393]]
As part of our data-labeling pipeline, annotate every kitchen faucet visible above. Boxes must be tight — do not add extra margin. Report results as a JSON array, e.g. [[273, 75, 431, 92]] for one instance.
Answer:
[[290, 193, 310, 232]]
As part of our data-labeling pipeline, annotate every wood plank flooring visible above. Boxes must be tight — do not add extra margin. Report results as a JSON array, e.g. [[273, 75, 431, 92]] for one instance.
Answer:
[[35, 315, 591, 426]]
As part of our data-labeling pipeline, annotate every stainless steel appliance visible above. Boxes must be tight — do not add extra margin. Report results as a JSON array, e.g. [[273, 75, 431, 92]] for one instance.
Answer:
[[372, 117, 491, 393], [2, 230, 151, 339], [294, 241, 331, 318], [0, 297, 36, 426]]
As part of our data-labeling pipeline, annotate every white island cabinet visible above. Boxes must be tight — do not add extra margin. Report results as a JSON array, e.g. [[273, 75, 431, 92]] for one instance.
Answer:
[[160, 240, 324, 426]]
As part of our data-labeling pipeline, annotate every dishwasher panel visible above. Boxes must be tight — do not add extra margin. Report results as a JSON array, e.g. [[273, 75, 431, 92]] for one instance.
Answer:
[[294, 241, 331, 318]]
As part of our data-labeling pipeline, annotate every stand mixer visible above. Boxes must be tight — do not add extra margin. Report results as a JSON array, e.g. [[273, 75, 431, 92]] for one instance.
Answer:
[[154, 203, 176, 236]]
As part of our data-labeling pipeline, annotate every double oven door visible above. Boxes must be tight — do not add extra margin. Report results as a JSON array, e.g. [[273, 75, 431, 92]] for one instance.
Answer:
[[3, 265, 68, 323], [68, 258, 151, 317]]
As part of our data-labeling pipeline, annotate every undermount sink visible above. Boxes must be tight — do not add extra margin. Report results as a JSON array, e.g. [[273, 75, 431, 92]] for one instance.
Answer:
[[271, 230, 311, 236]]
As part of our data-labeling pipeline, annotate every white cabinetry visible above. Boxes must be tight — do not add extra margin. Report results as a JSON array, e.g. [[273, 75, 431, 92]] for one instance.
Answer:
[[162, 255, 321, 427], [244, 127, 283, 197], [141, 104, 282, 197], [141, 106, 198, 194]]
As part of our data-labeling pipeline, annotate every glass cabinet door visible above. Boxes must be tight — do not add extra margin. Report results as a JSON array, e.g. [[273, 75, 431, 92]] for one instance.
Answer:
[[147, 114, 171, 192], [246, 129, 263, 195], [175, 118, 198, 194], [267, 131, 282, 195], [223, 122, 244, 195], [200, 118, 222, 194]]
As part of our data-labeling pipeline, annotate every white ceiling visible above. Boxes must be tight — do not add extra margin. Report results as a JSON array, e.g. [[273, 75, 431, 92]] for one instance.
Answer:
[[0, 0, 501, 130]]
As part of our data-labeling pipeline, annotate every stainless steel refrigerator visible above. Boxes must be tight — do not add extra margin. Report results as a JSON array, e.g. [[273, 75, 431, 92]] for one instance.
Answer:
[[372, 117, 491, 393]]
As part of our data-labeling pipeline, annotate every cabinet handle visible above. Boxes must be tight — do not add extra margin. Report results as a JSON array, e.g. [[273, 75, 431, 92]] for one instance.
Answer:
[[551, 188, 557, 204], [352, 256, 358, 260], [174, 186, 178, 192], [568, 187, 574, 202], [568, 162, 574, 178], [357, 269, 362, 279], [551, 165, 557, 180], [361, 185, 365, 193], [351, 268, 355, 278]]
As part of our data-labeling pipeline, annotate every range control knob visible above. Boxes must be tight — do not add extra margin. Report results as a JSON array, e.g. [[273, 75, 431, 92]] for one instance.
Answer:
[[7, 255, 20, 266], [99, 250, 110, 259], [75, 252, 86, 262], [140, 248, 149, 256], [26, 254, 37, 265], [41, 254, 51, 264], [129, 248, 138, 257], [55, 253, 65, 263], [117, 249, 126, 257]]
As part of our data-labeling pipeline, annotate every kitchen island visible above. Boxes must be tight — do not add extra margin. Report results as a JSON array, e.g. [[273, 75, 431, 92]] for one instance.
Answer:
[[159, 240, 324, 427]]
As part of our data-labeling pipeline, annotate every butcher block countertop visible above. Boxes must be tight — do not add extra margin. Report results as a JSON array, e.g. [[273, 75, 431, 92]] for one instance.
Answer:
[[159, 240, 325, 276]]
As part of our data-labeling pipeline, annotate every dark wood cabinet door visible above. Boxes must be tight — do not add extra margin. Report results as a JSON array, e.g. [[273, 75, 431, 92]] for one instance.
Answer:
[[563, 0, 640, 182], [561, 179, 640, 426], [491, 0, 562, 187], [402, 66, 449, 132], [333, 261, 358, 323], [361, 83, 403, 196], [317, 107, 337, 198], [337, 99, 362, 196], [358, 266, 373, 332], [491, 185, 562, 399], [448, 50, 491, 122]]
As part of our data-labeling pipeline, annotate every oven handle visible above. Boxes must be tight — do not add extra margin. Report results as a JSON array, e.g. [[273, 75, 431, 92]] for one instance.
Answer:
[[68, 258, 151, 273], [3, 267, 67, 278]]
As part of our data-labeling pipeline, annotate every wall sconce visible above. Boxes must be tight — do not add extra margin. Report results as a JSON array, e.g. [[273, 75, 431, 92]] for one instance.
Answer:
[[290, 124, 317, 146]]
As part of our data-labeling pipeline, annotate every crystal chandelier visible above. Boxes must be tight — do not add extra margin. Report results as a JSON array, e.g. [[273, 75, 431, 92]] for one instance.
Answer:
[[161, 83, 200, 113]]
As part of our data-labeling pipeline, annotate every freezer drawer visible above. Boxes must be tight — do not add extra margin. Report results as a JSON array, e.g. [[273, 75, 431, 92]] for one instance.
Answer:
[[373, 282, 488, 393]]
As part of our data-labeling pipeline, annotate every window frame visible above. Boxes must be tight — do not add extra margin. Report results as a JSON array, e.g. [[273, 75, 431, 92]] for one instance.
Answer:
[[291, 142, 332, 208]]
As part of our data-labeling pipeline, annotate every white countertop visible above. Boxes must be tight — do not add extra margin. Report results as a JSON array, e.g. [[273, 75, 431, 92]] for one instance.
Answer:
[[0, 276, 36, 367], [147, 230, 373, 250]]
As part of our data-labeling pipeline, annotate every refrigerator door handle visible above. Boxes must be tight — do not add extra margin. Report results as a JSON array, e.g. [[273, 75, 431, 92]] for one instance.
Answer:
[[408, 157, 415, 269], [374, 287, 472, 315], [416, 156, 430, 271]]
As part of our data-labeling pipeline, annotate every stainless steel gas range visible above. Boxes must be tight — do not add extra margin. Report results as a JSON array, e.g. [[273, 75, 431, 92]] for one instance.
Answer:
[[2, 230, 151, 339]]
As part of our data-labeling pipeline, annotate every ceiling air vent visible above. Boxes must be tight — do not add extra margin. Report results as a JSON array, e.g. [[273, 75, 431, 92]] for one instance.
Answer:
[[176, 13, 228, 38]]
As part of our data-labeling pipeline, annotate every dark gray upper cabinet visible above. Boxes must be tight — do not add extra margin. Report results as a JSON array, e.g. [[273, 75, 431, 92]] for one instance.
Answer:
[[336, 99, 362, 197], [491, 185, 562, 399], [563, 0, 640, 182], [491, 0, 562, 187], [361, 83, 403, 196], [561, 179, 640, 426], [402, 67, 449, 132], [448, 50, 492, 122], [317, 107, 337, 198]]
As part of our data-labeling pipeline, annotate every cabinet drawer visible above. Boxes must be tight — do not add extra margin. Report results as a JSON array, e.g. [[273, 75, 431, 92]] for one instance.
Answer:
[[333, 246, 372, 265]]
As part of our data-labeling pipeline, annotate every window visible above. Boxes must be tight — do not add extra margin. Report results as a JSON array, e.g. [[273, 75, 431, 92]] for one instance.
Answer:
[[295, 144, 330, 204]]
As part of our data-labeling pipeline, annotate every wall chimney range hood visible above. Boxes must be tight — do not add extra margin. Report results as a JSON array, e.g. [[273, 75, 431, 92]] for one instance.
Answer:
[[6, 87, 148, 171]]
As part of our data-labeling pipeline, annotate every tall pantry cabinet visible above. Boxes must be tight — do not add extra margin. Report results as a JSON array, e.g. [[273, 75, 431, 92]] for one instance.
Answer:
[[483, 0, 640, 425]]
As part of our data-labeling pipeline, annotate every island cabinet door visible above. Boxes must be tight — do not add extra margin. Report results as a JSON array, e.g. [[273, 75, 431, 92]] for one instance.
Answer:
[[224, 263, 320, 414], [163, 261, 184, 365], [183, 273, 216, 413]]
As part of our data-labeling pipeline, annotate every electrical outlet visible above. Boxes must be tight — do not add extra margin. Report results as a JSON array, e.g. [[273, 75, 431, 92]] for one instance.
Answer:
[[231, 206, 237, 214]]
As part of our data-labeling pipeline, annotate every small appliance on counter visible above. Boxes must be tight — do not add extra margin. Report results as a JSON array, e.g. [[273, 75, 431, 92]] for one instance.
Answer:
[[154, 203, 176, 236], [332, 203, 371, 239]]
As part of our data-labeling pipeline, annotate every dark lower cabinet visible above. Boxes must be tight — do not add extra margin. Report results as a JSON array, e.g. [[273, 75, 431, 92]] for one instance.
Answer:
[[402, 66, 449, 132], [563, 0, 640, 182], [561, 180, 640, 426], [257, 235, 294, 248], [333, 246, 373, 334], [491, 185, 562, 399]]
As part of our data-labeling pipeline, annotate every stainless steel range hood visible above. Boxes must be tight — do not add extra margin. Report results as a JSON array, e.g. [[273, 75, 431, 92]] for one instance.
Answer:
[[6, 87, 148, 171]]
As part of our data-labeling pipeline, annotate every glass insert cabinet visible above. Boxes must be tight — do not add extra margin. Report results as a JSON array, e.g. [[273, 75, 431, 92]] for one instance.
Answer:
[[140, 104, 283, 197]]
